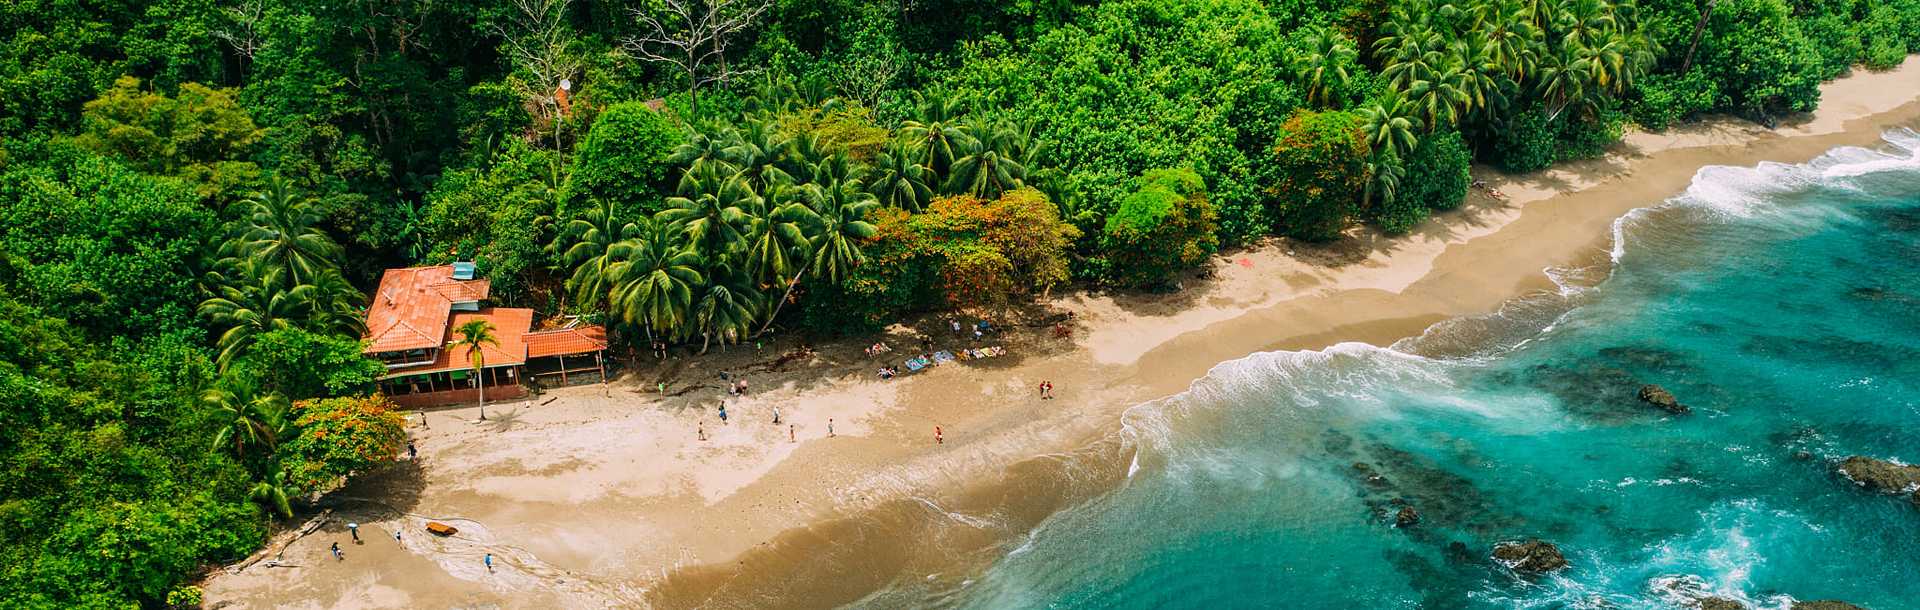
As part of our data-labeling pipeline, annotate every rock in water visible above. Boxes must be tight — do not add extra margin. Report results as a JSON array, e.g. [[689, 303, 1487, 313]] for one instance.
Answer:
[[1700, 597, 1746, 610], [1395, 506, 1420, 528], [1791, 601, 1868, 610], [1637, 384, 1690, 414], [1835, 456, 1920, 496], [1491, 539, 1569, 573]]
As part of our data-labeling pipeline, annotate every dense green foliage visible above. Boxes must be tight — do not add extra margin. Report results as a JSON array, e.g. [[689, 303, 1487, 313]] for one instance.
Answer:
[[1, 0, 1909, 604]]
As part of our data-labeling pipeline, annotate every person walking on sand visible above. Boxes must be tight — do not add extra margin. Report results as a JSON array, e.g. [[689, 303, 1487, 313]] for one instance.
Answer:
[[407, 440, 417, 460], [772, 405, 781, 425], [828, 418, 835, 438], [395, 530, 403, 542], [935, 425, 943, 444], [718, 403, 729, 423], [348, 522, 360, 542], [789, 424, 796, 442], [698, 421, 707, 441], [1040, 381, 1054, 399], [330, 542, 343, 561], [485, 553, 494, 572]]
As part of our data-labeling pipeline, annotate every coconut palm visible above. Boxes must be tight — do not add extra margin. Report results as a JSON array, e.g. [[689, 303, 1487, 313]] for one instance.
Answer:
[[608, 223, 706, 339], [946, 122, 1031, 198], [1478, 0, 1545, 80], [690, 261, 762, 352], [659, 162, 755, 260], [1405, 61, 1473, 130], [740, 180, 811, 286], [249, 470, 295, 518], [666, 127, 738, 172], [230, 177, 342, 285], [449, 319, 499, 420], [1358, 91, 1423, 159], [204, 383, 291, 457], [901, 108, 976, 182], [555, 198, 640, 310], [199, 259, 315, 370], [1363, 151, 1409, 211], [869, 141, 935, 211], [797, 173, 880, 284], [1296, 26, 1358, 108], [304, 267, 366, 337]]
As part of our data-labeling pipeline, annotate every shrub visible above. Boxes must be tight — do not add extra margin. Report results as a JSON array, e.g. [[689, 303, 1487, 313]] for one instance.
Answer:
[[1486, 106, 1556, 172], [1630, 72, 1720, 132], [277, 396, 407, 496], [1553, 103, 1626, 162], [1402, 130, 1471, 213], [1263, 110, 1370, 241], [1101, 168, 1220, 288], [568, 101, 680, 217], [1692, 0, 1824, 118]]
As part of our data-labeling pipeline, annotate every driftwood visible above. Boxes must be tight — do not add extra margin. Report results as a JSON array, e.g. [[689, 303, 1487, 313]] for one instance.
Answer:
[[226, 509, 332, 573]]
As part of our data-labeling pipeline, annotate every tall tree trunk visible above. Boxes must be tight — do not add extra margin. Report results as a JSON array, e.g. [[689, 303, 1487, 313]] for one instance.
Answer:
[[755, 255, 821, 338], [475, 366, 487, 420], [1680, 0, 1718, 74]]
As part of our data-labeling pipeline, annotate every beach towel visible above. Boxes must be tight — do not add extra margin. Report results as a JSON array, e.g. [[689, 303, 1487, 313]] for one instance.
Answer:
[[933, 351, 956, 363], [905, 357, 930, 371]]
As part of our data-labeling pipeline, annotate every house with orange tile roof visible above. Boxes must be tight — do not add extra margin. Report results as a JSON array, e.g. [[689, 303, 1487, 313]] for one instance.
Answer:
[[363, 264, 609, 407]]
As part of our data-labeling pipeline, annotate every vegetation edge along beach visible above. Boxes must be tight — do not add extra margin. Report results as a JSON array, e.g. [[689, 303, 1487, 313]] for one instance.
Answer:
[[3, 0, 1919, 607]]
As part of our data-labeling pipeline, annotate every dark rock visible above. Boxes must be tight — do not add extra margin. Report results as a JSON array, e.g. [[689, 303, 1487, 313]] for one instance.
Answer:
[[1443, 541, 1474, 564], [1835, 456, 1920, 497], [1794, 450, 1814, 461], [1637, 384, 1690, 415], [1791, 601, 1868, 610], [1491, 539, 1569, 573], [1701, 597, 1746, 610], [1395, 506, 1421, 528]]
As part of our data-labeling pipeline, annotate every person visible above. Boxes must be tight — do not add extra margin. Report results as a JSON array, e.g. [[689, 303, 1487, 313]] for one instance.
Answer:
[[657, 381, 667, 394], [828, 418, 835, 438], [789, 424, 796, 443], [718, 403, 728, 423], [935, 425, 943, 445], [652, 341, 666, 359], [736, 379, 749, 395], [771, 405, 781, 425], [485, 553, 494, 572], [330, 542, 343, 561], [407, 440, 418, 460], [973, 327, 983, 341], [348, 522, 360, 542], [698, 421, 707, 441], [950, 319, 962, 335], [1040, 381, 1054, 399], [719, 370, 730, 381], [395, 530, 403, 542]]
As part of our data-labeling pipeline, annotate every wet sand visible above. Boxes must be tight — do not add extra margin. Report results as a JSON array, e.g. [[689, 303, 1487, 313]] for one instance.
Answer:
[[200, 57, 1920, 609]]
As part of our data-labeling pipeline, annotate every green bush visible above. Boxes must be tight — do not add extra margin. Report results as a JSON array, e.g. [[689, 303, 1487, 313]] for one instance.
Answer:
[[1553, 104, 1627, 162], [1692, 0, 1824, 118], [1101, 168, 1220, 288], [568, 102, 681, 218], [1487, 106, 1557, 172], [1402, 130, 1471, 213], [1630, 72, 1720, 132], [1263, 110, 1370, 241]]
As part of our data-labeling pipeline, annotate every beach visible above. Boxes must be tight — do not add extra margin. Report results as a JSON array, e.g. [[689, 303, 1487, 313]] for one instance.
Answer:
[[199, 57, 1920, 609]]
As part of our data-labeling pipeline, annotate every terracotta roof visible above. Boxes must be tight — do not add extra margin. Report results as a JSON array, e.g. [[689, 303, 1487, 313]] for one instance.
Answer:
[[380, 308, 533, 379], [363, 266, 492, 353], [525, 325, 610, 358]]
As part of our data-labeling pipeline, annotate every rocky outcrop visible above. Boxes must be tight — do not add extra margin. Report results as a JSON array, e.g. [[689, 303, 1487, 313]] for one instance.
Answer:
[[1395, 506, 1420, 528], [1699, 597, 1745, 610], [1492, 539, 1568, 573], [1637, 384, 1690, 415], [1835, 456, 1920, 496], [1791, 601, 1868, 610]]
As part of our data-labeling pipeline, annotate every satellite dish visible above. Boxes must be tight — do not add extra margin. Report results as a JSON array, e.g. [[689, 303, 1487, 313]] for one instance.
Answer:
[[559, 79, 572, 92]]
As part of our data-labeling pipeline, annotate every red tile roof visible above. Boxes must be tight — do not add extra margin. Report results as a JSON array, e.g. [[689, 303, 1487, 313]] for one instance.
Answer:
[[363, 266, 492, 353], [525, 325, 610, 358], [381, 308, 534, 379]]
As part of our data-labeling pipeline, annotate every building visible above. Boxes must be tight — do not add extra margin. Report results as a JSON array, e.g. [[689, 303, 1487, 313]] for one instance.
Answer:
[[362, 264, 609, 408]]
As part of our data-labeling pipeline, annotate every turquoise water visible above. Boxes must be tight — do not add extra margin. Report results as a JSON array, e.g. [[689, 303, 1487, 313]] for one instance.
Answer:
[[931, 130, 1920, 609]]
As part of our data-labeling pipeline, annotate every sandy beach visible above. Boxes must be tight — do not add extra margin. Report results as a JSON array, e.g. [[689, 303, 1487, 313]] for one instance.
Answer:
[[200, 57, 1920, 609]]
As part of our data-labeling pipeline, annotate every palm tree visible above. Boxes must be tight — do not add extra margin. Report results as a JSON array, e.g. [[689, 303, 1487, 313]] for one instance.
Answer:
[[304, 267, 366, 338], [556, 198, 640, 311], [1479, 0, 1545, 80], [608, 223, 706, 340], [666, 127, 738, 172], [1363, 150, 1409, 212], [691, 261, 762, 352], [199, 259, 314, 370], [1296, 26, 1358, 108], [249, 470, 295, 519], [204, 382, 291, 457], [754, 171, 879, 336], [1358, 91, 1423, 159], [741, 180, 811, 286], [722, 119, 793, 191], [449, 319, 499, 421], [1405, 61, 1472, 130], [660, 161, 755, 260], [230, 177, 343, 285], [900, 105, 976, 182], [869, 141, 935, 211], [946, 121, 1032, 198]]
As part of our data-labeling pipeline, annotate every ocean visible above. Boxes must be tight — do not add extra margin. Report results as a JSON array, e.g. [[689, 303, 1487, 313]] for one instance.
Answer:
[[877, 129, 1920, 609]]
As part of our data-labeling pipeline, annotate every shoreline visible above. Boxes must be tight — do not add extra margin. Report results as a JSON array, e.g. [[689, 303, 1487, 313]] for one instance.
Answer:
[[200, 57, 1920, 609]]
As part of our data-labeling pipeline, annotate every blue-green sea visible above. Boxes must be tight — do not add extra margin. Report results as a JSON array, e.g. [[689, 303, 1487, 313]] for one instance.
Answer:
[[925, 130, 1920, 609]]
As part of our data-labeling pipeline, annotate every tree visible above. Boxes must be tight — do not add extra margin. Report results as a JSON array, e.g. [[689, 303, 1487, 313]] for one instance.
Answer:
[[229, 177, 342, 286], [493, 0, 584, 153], [1294, 26, 1359, 108], [1101, 169, 1220, 288], [198, 259, 314, 370], [869, 141, 935, 211], [657, 161, 754, 261], [946, 121, 1032, 198], [74, 76, 263, 202], [229, 328, 385, 400], [622, 0, 773, 114], [275, 396, 407, 496], [450, 320, 500, 420], [203, 382, 291, 458], [556, 198, 642, 311], [900, 93, 976, 182], [1263, 110, 1371, 241], [569, 102, 681, 216], [609, 223, 706, 339]]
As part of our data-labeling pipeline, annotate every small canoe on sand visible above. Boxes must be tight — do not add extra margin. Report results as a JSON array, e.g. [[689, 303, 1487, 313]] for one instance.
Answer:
[[426, 522, 458, 536]]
